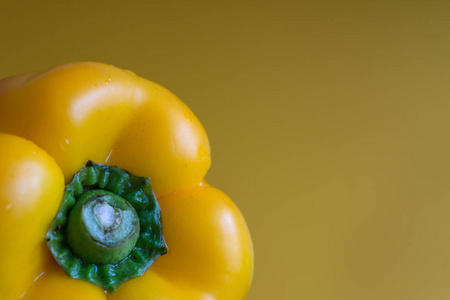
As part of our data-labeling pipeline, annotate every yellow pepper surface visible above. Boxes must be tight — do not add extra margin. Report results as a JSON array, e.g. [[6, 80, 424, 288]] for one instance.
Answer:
[[0, 62, 253, 300]]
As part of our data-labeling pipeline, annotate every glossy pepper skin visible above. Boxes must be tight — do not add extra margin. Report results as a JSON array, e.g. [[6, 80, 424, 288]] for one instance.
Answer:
[[0, 62, 253, 300]]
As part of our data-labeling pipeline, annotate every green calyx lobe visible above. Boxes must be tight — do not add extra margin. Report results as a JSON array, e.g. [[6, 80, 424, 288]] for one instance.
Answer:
[[46, 161, 167, 293]]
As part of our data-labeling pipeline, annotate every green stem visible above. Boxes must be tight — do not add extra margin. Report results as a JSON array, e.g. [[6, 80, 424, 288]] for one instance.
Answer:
[[66, 190, 140, 265]]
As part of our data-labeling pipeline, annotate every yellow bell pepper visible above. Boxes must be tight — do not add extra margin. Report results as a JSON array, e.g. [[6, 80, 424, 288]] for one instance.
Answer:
[[0, 62, 253, 300]]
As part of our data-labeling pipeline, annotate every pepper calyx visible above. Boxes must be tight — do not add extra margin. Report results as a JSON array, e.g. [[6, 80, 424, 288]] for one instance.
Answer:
[[45, 161, 167, 293]]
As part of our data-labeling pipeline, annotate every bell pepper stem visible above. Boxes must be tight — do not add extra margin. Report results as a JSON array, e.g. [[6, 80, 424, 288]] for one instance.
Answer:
[[66, 189, 140, 265]]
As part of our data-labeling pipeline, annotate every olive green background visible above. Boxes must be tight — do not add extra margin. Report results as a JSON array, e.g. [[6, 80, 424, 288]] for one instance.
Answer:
[[2, 1, 450, 299]]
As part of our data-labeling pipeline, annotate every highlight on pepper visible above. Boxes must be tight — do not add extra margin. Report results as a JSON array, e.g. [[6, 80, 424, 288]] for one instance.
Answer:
[[0, 62, 254, 300]]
